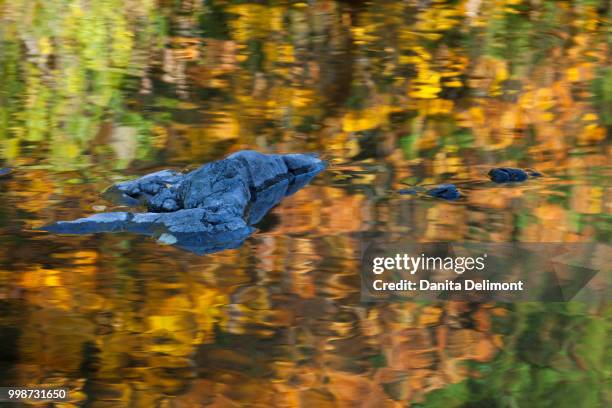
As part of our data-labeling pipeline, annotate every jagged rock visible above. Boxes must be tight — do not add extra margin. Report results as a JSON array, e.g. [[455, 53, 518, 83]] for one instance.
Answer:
[[42, 151, 326, 254]]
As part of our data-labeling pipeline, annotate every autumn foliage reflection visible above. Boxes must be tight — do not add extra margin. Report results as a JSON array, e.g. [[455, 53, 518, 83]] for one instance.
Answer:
[[0, 0, 609, 406]]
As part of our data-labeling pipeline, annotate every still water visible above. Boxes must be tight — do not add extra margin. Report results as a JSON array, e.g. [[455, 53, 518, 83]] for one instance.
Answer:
[[0, 1, 610, 406]]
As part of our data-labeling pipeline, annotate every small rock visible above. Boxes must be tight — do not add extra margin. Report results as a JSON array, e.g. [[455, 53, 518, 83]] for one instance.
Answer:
[[398, 188, 417, 195], [92, 205, 107, 212], [488, 167, 528, 183], [0, 167, 12, 177], [426, 184, 461, 200]]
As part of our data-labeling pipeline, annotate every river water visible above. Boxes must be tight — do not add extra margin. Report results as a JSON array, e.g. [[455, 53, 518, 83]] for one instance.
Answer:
[[0, 1, 609, 406]]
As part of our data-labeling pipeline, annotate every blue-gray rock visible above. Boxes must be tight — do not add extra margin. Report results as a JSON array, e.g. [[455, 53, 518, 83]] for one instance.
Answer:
[[0, 167, 12, 177], [488, 167, 529, 183], [426, 184, 461, 200], [42, 151, 326, 254]]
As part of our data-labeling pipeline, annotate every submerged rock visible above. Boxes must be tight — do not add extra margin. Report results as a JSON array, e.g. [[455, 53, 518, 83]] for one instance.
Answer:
[[42, 151, 326, 254], [488, 167, 529, 183], [528, 170, 542, 177]]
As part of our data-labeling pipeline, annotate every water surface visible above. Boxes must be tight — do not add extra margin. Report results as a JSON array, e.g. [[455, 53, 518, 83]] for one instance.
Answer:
[[0, 1, 610, 406]]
